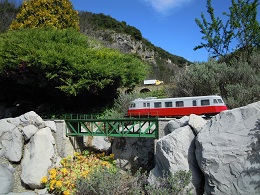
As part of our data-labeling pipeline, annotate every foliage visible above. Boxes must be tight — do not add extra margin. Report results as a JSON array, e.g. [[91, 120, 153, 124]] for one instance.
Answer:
[[0, 28, 148, 96], [98, 89, 169, 119], [98, 92, 144, 119], [0, 0, 20, 33], [41, 152, 191, 195], [79, 12, 142, 41], [172, 55, 260, 108], [194, 0, 260, 62], [10, 0, 79, 30], [41, 151, 117, 195], [76, 167, 192, 195], [146, 171, 192, 195], [76, 168, 145, 195]]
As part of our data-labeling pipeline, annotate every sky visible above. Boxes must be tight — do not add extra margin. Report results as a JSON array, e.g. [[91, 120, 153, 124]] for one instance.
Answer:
[[70, 0, 260, 62]]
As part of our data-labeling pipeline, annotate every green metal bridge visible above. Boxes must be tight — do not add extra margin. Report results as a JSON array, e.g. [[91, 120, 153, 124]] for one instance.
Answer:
[[64, 114, 159, 138]]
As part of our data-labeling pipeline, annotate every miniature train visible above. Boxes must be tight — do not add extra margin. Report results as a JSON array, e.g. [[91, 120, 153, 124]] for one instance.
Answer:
[[127, 95, 228, 117]]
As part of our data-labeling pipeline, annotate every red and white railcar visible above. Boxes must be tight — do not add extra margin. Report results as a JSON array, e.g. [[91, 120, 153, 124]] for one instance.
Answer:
[[127, 95, 228, 117]]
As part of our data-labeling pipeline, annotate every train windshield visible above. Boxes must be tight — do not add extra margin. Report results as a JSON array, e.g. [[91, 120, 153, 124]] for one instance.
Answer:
[[218, 99, 223, 103], [129, 103, 136, 108]]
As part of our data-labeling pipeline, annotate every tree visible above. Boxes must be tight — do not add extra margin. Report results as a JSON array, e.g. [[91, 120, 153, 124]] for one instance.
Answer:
[[0, 28, 148, 96], [9, 0, 79, 30], [172, 57, 260, 108], [194, 0, 260, 61]]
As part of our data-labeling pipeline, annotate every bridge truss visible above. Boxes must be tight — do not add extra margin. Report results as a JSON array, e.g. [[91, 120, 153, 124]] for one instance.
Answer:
[[65, 118, 159, 138]]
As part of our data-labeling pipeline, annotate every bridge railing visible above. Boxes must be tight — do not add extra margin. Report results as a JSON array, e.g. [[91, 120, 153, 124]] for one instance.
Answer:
[[65, 118, 159, 138]]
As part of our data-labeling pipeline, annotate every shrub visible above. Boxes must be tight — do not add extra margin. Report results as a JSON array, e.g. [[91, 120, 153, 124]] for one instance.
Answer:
[[146, 171, 192, 195], [41, 151, 116, 195], [76, 168, 146, 195], [172, 57, 260, 109]]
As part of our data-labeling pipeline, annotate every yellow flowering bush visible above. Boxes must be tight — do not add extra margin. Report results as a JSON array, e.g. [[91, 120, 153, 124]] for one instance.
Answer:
[[41, 151, 116, 195], [10, 0, 79, 30]]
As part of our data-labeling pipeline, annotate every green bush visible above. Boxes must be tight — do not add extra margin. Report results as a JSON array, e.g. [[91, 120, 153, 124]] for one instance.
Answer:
[[76, 169, 191, 195], [172, 56, 260, 108], [146, 171, 192, 195], [0, 28, 148, 96]]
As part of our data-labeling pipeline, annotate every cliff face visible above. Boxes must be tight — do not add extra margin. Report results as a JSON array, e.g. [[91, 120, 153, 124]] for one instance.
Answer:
[[83, 29, 156, 62], [79, 11, 189, 81], [83, 29, 183, 81]]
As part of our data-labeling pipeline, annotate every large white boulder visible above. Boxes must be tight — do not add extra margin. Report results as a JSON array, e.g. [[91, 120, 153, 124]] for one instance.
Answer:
[[0, 164, 14, 194], [188, 114, 207, 134], [21, 127, 55, 189], [0, 119, 23, 162], [149, 125, 203, 194], [21, 125, 38, 141], [164, 116, 189, 135], [196, 101, 260, 194]]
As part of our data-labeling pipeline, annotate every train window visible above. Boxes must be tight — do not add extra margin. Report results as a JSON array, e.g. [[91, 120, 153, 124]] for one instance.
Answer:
[[192, 100, 197, 106], [130, 103, 135, 108], [218, 99, 223, 103], [147, 103, 150, 107], [176, 101, 184, 107], [143, 103, 146, 107], [154, 102, 162, 108], [165, 102, 172, 107], [201, 99, 210, 106], [213, 99, 218, 104]]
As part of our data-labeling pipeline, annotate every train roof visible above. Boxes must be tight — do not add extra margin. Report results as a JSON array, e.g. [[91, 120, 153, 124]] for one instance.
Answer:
[[132, 95, 223, 102]]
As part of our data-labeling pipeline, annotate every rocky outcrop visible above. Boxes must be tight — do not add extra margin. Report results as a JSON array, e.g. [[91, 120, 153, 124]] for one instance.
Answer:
[[0, 111, 113, 194], [21, 127, 56, 189], [0, 101, 259, 194], [149, 125, 203, 194], [149, 101, 260, 195], [0, 164, 15, 194], [112, 137, 154, 172], [196, 101, 260, 194], [0, 111, 60, 193]]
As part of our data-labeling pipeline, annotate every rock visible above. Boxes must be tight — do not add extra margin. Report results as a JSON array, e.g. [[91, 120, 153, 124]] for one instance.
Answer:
[[7, 117, 21, 127], [149, 126, 203, 194], [0, 119, 16, 136], [1, 125, 23, 162], [188, 114, 207, 134], [19, 111, 45, 128], [164, 116, 189, 135], [21, 125, 38, 141], [0, 164, 14, 194], [195, 101, 260, 195], [7, 192, 36, 195], [112, 137, 154, 172], [44, 120, 57, 132], [84, 136, 111, 152], [21, 127, 55, 189]]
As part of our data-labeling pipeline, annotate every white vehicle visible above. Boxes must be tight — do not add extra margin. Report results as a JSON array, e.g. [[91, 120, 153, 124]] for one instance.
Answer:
[[143, 79, 164, 85]]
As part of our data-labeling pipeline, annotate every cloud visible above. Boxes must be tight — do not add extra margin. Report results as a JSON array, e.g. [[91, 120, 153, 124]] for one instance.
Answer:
[[142, 0, 192, 14]]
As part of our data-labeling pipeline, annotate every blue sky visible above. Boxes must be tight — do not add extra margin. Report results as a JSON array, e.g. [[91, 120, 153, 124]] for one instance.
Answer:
[[70, 0, 260, 62]]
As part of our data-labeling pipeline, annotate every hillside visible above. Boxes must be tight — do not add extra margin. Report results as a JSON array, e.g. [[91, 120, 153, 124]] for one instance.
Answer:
[[0, 1, 191, 83], [78, 11, 191, 82]]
